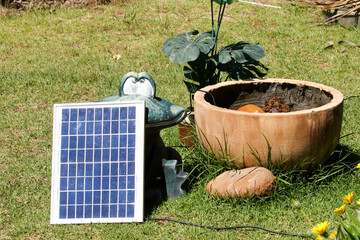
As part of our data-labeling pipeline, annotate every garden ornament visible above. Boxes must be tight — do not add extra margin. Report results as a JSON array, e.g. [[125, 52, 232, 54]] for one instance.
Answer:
[[97, 72, 188, 207]]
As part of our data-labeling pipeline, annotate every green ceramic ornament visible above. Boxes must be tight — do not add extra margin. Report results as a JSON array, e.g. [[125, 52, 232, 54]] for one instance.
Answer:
[[98, 72, 186, 129], [96, 72, 188, 206]]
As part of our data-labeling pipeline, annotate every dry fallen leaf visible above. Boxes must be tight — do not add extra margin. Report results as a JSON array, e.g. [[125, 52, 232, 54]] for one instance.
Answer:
[[324, 41, 335, 50], [339, 40, 360, 48]]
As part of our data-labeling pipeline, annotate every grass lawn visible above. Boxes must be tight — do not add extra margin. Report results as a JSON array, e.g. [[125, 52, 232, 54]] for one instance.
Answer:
[[1, 0, 360, 239]]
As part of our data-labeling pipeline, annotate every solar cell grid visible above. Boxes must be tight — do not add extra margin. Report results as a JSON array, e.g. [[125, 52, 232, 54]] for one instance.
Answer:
[[51, 101, 144, 224]]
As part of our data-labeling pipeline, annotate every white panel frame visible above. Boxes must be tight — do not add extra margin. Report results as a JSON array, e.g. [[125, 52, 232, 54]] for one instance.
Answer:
[[50, 101, 145, 224]]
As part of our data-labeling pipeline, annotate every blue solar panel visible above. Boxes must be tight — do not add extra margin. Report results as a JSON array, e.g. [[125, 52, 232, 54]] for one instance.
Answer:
[[51, 101, 145, 224]]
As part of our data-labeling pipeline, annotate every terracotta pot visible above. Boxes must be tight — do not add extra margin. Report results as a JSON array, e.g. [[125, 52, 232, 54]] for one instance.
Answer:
[[194, 79, 344, 170]]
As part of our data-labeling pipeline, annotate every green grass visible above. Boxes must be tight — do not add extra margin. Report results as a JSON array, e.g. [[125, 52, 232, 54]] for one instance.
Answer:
[[1, 0, 360, 239]]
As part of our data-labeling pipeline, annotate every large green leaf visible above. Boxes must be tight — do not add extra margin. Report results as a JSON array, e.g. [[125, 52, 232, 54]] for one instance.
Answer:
[[194, 32, 215, 54], [232, 50, 246, 63], [194, 31, 213, 42], [243, 44, 266, 60], [218, 42, 266, 63], [170, 44, 200, 63], [218, 60, 268, 80], [162, 30, 198, 55], [218, 50, 232, 64], [162, 31, 215, 64]]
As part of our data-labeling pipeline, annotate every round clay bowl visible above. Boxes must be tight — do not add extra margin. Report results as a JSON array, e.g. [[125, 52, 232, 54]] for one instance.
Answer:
[[194, 79, 344, 170]]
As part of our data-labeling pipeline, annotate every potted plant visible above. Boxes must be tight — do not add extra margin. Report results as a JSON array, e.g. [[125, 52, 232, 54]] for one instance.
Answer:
[[162, 1, 344, 171], [194, 79, 344, 170], [162, 0, 268, 145]]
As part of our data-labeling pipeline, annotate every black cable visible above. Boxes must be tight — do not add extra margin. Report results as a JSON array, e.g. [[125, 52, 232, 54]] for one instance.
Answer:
[[197, 89, 217, 106], [340, 132, 355, 139], [344, 95, 360, 101], [148, 218, 312, 238]]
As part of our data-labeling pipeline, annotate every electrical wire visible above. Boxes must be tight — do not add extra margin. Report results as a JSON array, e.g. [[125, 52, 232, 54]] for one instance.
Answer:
[[197, 89, 217, 106], [340, 132, 355, 139], [344, 95, 360, 101], [147, 218, 312, 238]]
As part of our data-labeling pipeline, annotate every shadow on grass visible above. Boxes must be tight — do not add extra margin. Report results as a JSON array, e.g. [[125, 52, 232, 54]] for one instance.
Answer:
[[304, 144, 360, 183], [179, 141, 360, 205]]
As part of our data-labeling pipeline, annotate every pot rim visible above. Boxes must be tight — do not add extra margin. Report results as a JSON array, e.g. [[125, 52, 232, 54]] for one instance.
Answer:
[[194, 78, 344, 116]]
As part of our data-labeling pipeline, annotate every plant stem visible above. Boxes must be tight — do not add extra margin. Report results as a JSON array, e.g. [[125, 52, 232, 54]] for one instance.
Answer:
[[214, 2, 226, 54], [213, 1, 222, 54], [211, 0, 214, 39]]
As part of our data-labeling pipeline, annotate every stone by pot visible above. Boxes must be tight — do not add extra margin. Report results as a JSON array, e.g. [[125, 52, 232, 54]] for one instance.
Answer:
[[206, 167, 276, 198], [194, 79, 344, 171]]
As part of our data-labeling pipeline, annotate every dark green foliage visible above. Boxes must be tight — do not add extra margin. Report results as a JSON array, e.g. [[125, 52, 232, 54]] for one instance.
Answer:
[[162, 31, 215, 64], [162, 0, 268, 105], [162, 31, 268, 96]]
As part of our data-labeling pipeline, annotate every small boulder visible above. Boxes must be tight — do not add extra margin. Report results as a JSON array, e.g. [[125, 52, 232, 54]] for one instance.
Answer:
[[206, 167, 276, 198]]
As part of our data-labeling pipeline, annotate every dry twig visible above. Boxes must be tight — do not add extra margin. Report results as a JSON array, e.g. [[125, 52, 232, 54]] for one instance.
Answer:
[[299, 0, 360, 23]]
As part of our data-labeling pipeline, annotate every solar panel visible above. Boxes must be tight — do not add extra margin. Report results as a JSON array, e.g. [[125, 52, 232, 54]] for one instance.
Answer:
[[50, 101, 145, 224]]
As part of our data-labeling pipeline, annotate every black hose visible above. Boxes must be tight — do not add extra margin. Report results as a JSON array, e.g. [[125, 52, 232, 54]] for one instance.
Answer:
[[148, 218, 312, 238]]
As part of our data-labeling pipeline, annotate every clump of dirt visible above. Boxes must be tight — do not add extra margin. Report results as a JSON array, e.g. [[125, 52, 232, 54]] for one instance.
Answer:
[[263, 96, 290, 113]]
